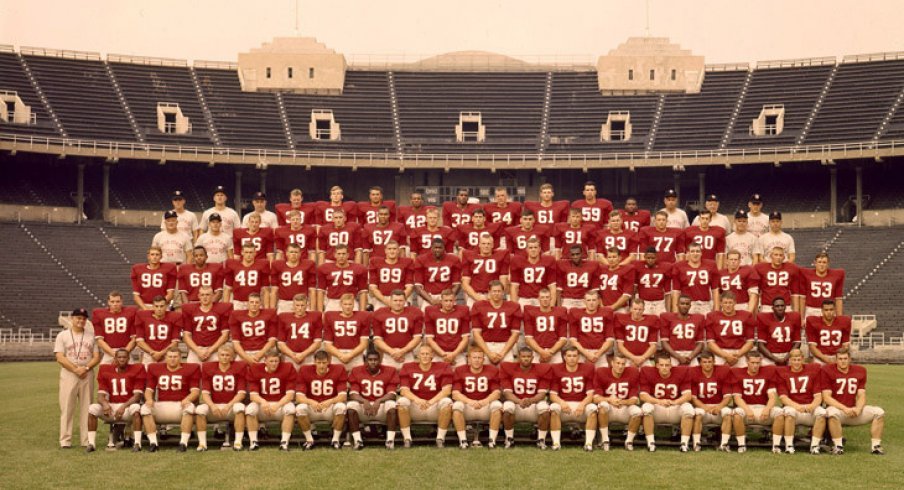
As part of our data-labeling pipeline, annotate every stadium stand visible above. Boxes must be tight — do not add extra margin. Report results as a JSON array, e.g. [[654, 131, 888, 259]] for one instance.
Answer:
[[846, 240, 904, 338], [0, 50, 59, 136]]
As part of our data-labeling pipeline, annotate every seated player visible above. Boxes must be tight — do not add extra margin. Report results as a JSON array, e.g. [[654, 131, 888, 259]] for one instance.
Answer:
[[729, 350, 783, 454], [633, 248, 672, 316], [775, 348, 826, 454], [594, 353, 642, 452], [597, 247, 635, 312], [413, 238, 462, 309], [181, 286, 232, 364], [367, 240, 415, 309], [135, 296, 182, 365], [799, 252, 845, 320], [756, 297, 801, 366], [177, 246, 224, 305], [347, 350, 400, 450], [706, 292, 756, 368], [246, 349, 297, 451], [295, 350, 349, 450], [688, 352, 733, 453], [87, 349, 145, 452], [461, 234, 510, 306], [807, 300, 852, 365], [223, 243, 271, 310], [276, 294, 324, 368], [131, 246, 177, 310], [451, 348, 503, 449], [424, 289, 471, 366], [316, 244, 368, 312], [196, 343, 247, 451], [671, 242, 720, 315], [195, 213, 234, 264], [372, 290, 425, 369], [659, 295, 705, 366], [229, 293, 277, 363], [140, 347, 200, 452], [614, 298, 659, 367], [270, 243, 316, 314], [522, 287, 568, 363], [548, 346, 598, 451], [509, 237, 557, 307], [821, 348, 885, 455], [92, 291, 138, 363], [397, 345, 454, 448], [500, 346, 552, 449], [639, 351, 694, 452], [322, 294, 370, 369], [470, 280, 522, 364], [568, 290, 614, 367], [556, 245, 600, 309]]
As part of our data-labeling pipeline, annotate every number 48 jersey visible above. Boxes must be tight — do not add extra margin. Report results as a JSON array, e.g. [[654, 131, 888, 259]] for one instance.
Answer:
[[348, 365, 400, 402]]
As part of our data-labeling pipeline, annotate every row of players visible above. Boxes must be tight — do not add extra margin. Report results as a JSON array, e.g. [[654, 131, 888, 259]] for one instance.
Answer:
[[78, 338, 884, 455]]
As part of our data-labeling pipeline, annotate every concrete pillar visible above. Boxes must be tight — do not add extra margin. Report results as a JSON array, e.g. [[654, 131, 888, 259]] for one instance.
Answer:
[[698, 172, 706, 208], [673, 172, 681, 202], [76, 162, 85, 224], [829, 167, 837, 225], [855, 166, 863, 227], [259, 169, 267, 195], [102, 164, 110, 222], [235, 168, 243, 220]]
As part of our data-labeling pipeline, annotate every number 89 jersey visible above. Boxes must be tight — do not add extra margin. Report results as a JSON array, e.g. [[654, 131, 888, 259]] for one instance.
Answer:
[[297, 364, 349, 403], [201, 361, 248, 404], [499, 362, 551, 398], [349, 365, 400, 402]]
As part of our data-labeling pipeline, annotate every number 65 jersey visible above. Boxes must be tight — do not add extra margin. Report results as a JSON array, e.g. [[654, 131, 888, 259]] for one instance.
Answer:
[[499, 362, 551, 399]]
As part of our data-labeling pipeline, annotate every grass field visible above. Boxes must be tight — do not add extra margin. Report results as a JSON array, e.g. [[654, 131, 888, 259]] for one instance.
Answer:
[[0, 362, 899, 489]]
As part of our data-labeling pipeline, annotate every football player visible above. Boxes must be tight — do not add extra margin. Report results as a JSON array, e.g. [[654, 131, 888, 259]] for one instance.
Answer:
[[397, 191, 432, 232], [568, 290, 614, 367], [442, 188, 479, 228], [671, 242, 720, 314], [571, 180, 613, 229], [753, 246, 800, 313], [522, 287, 568, 363], [683, 210, 726, 269], [451, 348, 503, 449], [140, 347, 200, 452], [177, 246, 224, 305], [347, 350, 400, 450], [413, 238, 462, 309], [316, 244, 368, 312], [719, 249, 759, 311], [807, 300, 852, 365], [638, 210, 685, 264], [638, 351, 694, 451], [222, 242, 271, 310], [756, 297, 801, 366], [92, 291, 138, 363], [594, 353, 642, 451], [634, 248, 672, 316], [423, 289, 471, 366], [368, 240, 415, 309], [484, 187, 522, 230], [729, 350, 783, 453], [548, 346, 598, 451], [317, 185, 359, 224], [274, 188, 317, 226], [614, 298, 659, 367], [397, 344, 454, 448], [317, 208, 364, 264], [196, 343, 247, 451], [372, 290, 425, 368], [594, 211, 638, 266], [276, 294, 323, 367], [552, 207, 597, 260], [295, 350, 349, 450], [232, 212, 274, 261], [409, 207, 455, 257], [131, 246, 177, 310], [500, 346, 552, 449], [470, 281, 522, 364], [461, 234, 510, 306], [322, 294, 370, 369], [86, 349, 145, 452], [688, 351, 733, 452], [659, 295, 705, 366], [181, 286, 232, 363], [619, 197, 651, 232], [362, 206, 407, 263], [509, 237, 557, 306], [597, 247, 635, 312], [775, 348, 826, 454], [821, 348, 885, 455], [454, 208, 503, 254], [357, 185, 397, 225], [246, 349, 297, 451], [270, 242, 316, 314], [706, 292, 756, 368], [503, 209, 552, 258], [273, 210, 317, 263], [135, 296, 182, 365], [556, 244, 600, 309], [523, 183, 569, 225], [799, 252, 845, 319], [228, 293, 277, 363]]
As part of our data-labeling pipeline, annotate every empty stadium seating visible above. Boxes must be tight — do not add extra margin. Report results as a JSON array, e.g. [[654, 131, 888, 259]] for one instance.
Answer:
[[0, 51, 59, 137]]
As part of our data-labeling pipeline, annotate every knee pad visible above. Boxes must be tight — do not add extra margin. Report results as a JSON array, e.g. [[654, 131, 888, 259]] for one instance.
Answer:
[[782, 406, 799, 418], [769, 407, 783, 419], [549, 403, 562, 414], [872, 406, 886, 420], [598, 402, 611, 414], [295, 404, 310, 417], [641, 403, 654, 416], [489, 400, 503, 412], [585, 403, 599, 414], [88, 403, 103, 417], [125, 404, 141, 418], [502, 401, 516, 414], [232, 403, 246, 414], [733, 407, 746, 417], [397, 398, 411, 408], [437, 398, 453, 409], [628, 405, 643, 418], [384, 400, 398, 411], [693, 407, 705, 417], [346, 401, 362, 413], [812, 406, 827, 418], [281, 403, 296, 416], [245, 402, 260, 417], [181, 403, 196, 416], [452, 401, 465, 412], [536, 401, 550, 414], [139, 404, 153, 417], [719, 407, 733, 418], [195, 404, 210, 416], [333, 402, 347, 416]]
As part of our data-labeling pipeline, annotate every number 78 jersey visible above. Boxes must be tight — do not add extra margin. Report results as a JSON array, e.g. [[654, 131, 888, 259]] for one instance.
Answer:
[[400, 361, 454, 400]]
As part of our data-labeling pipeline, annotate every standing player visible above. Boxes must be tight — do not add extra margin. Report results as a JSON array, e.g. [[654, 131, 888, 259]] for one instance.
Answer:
[[688, 352, 733, 452], [470, 281, 522, 365], [242, 192, 279, 229], [195, 213, 234, 264], [368, 240, 415, 309], [509, 238, 557, 306], [553, 208, 597, 259], [746, 194, 769, 237], [295, 350, 349, 450], [571, 181, 613, 229], [317, 185, 359, 224], [706, 293, 756, 368], [442, 188, 480, 228], [276, 294, 323, 367], [316, 244, 368, 312], [357, 186, 397, 224], [660, 189, 689, 230], [270, 243, 316, 314], [619, 197, 651, 232], [614, 298, 659, 367], [408, 208, 455, 257], [569, 290, 615, 367], [725, 210, 758, 266], [729, 350, 783, 454], [671, 242, 720, 314], [347, 350, 401, 450], [556, 245, 601, 309], [413, 239, 462, 308], [719, 250, 759, 311], [362, 206, 408, 263], [200, 186, 242, 237], [92, 291, 137, 363], [397, 191, 432, 232], [162, 190, 200, 241], [451, 348, 503, 449], [55, 308, 100, 449], [683, 210, 726, 269], [454, 208, 503, 254], [140, 347, 200, 452], [273, 210, 317, 262], [245, 350, 297, 451], [754, 212, 796, 263], [756, 298, 802, 366], [634, 248, 672, 315], [322, 294, 370, 368], [499, 346, 552, 449], [372, 290, 425, 368], [821, 348, 885, 455], [317, 209, 363, 264], [594, 212, 638, 265], [638, 352, 694, 452], [548, 346, 599, 451], [691, 194, 732, 231], [177, 246, 224, 304], [131, 246, 177, 310], [484, 187, 522, 229], [461, 234, 510, 306], [597, 247, 635, 312], [181, 286, 232, 363], [775, 348, 826, 454], [503, 209, 552, 257], [522, 288, 568, 363], [424, 289, 471, 366], [753, 247, 800, 312], [196, 343, 247, 451], [807, 300, 852, 365], [135, 296, 182, 364], [524, 183, 569, 226], [639, 211, 685, 264], [659, 295, 705, 366], [153, 211, 193, 264], [229, 293, 277, 363], [799, 252, 845, 320], [397, 345, 455, 448], [222, 242, 271, 310], [232, 213, 274, 261], [593, 354, 642, 451], [87, 349, 145, 452], [274, 188, 318, 226]]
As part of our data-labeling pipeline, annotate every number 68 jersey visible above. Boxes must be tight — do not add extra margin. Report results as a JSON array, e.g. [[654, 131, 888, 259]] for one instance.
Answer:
[[146, 362, 200, 402]]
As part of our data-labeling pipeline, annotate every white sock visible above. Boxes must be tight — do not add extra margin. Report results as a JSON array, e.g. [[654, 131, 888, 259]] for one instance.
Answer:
[[489, 429, 499, 443], [303, 430, 314, 442], [437, 428, 448, 440], [386, 430, 396, 442], [584, 430, 595, 446], [504, 429, 514, 439], [352, 431, 362, 443], [626, 431, 636, 444], [810, 437, 820, 448], [281, 432, 291, 444], [179, 432, 190, 445], [148, 433, 158, 445], [198, 431, 207, 448], [551, 430, 561, 446], [692, 433, 701, 445], [332, 430, 342, 443], [737, 435, 746, 446], [537, 430, 547, 441], [599, 427, 609, 442], [645, 434, 655, 444], [401, 427, 412, 441], [721, 433, 730, 445], [784, 435, 794, 447], [872, 438, 881, 448], [249, 431, 258, 443], [133, 431, 142, 446], [457, 430, 467, 443], [772, 435, 781, 446], [680, 435, 689, 445], [833, 438, 843, 447], [87, 431, 96, 446], [235, 431, 244, 445]]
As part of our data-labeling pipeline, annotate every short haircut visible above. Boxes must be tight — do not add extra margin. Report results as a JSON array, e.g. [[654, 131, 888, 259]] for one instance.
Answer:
[[745, 349, 762, 359], [314, 350, 330, 361], [265, 348, 281, 360], [290, 188, 303, 197], [242, 242, 256, 250], [539, 183, 553, 191], [152, 295, 167, 304], [815, 252, 830, 261], [654, 210, 668, 219], [583, 181, 596, 190], [488, 280, 505, 290], [687, 242, 703, 251], [698, 210, 712, 217], [518, 345, 534, 356], [108, 291, 122, 299], [721, 291, 737, 301], [654, 351, 671, 363], [698, 351, 715, 361], [165, 346, 182, 356], [521, 209, 534, 218], [370, 186, 383, 193], [292, 293, 308, 302], [390, 289, 406, 297], [334, 243, 349, 252]]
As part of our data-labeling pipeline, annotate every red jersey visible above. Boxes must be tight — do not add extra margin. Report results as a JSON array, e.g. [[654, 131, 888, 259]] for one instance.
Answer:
[[719, 266, 759, 304], [424, 305, 471, 352], [97, 363, 146, 403], [349, 365, 400, 401], [597, 265, 636, 306], [688, 365, 732, 405], [523, 306, 569, 350], [322, 311, 371, 350], [408, 226, 456, 255], [229, 309, 277, 351], [453, 364, 500, 400], [806, 316, 852, 356], [248, 362, 297, 402], [730, 366, 777, 405], [397, 206, 433, 232], [633, 262, 672, 301], [130, 263, 177, 303], [181, 302, 232, 347], [316, 262, 368, 300], [317, 222, 363, 261], [639, 365, 691, 401], [92, 306, 138, 349], [510, 255, 557, 299], [274, 202, 318, 226], [177, 263, 224, 302], [556, 259, 601, 299], [461, 249, 511, 293], [357, 200, 397, 225], [756, 312, 802, 355], [753, 261, 801, 307], [270, 259, 317, 301], [273, 225, 317, 257], [484, 202, 522, 227], [372, 306, 424, 349], [200, 361, 248, 404], [232, 228, 274, 261], [223, 259, 271, 301], [368, 257, 415, 296], [571, 198, 613, 227], [552, 223, 598, 258], [453, 222, 504, 253], [594, 366, 640, 400], [595, 228, 640, 260], [470, 300, 522, 343], [296, 364, 348, 402], [135, 310, 182, 352], [504, 224, 552, 257], [658, 312, 706, 351], [614, 313, 660, 356], [549, 362, 596, 402], [619, 210, 652, 233], [414, 253, 461, 295], [499, 362, 551, 398], [568, 307, 614, 350], [671, 260, 720, 301], [317, 201, 358, 224], [819, 363, 867, 407], [362, 222, 407, 259], [277, 311, 324, 353], [638, 226, 685, 263], [524, 200, 569, 225], [705, 310, 756, 350], [799, 268, 846, 309], [146, 363, 200, 402], [442, 202, 480, 228], [400, 361, 453, 400], [775, 364, 822, 405], [683, 226, 726, 262]]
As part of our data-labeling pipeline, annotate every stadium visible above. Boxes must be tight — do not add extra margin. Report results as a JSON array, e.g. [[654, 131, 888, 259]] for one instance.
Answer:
[[1, 1, 902, 487]]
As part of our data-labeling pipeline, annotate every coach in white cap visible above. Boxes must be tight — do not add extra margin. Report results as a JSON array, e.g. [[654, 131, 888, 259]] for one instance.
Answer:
[[54, 308, 100, 448]]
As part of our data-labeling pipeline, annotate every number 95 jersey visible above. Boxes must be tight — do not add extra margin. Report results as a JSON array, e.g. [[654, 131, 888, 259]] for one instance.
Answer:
[[146, 363, 200, 402]]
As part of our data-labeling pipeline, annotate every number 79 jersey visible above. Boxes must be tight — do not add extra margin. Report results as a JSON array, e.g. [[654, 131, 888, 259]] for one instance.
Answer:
[[97, 363, 146, 403], [400, 361, 453, 400], [348, 365, 400, 402], [549, 362, 596, 402], [296, 364, 349, 402], [453, 364, 500, 400], [499, 361, 551, 398], [146, 362, 200, 402], [201, 361, 248, 404]]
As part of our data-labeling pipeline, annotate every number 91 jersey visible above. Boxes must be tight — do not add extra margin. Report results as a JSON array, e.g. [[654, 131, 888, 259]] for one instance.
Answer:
[[146, 362, 200, 402], [201, 361, 248, 404], [296, 364, 349, 403], [349, 365, 400, 401]]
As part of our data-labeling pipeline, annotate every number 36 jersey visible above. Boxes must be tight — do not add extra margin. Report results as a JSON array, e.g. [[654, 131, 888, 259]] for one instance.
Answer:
[[348, 365, 400, 402]]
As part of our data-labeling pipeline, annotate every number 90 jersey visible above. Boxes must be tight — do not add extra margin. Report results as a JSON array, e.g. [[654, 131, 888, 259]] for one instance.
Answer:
[[549, 362, 596, 402], [296, 364, 349, 403], [400, 361, 453, 400], [453, 364, 500, 400], [146, 362, 200, 402], [499, 361, 551, 398], [201, 361, 248, 404], [348, 365, 400, 402]]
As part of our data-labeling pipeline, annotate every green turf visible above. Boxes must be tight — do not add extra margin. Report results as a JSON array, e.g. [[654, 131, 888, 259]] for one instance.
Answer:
[[0, 362, 898, 489]]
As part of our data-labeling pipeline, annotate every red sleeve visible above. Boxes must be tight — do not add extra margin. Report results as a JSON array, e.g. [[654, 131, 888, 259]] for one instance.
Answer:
[[674, 231, 686, 254], [335, 367, 349, 393], [267, 312, 278, 340], [755, 313, 768, 345], [489, 366, 501, 392], [145, 366, 158, 390], [452, 369, 464, 393], [97, 369, 111, 394], [165, 265, 177, 291], [621, 268, 636, 294], [441, 365, 455, 388], [229, 313, 242, 340], [498, 365, 513, 391], [789, 265, 802, 295], [704, 314, 717, 343], [638, 369, 651, 395], [743, 313, 756, 341], [130, 266, 140, 293], [412, 311, 425, 336], [189, 365, 201, 390], [510, 304, 523, 331], [470, 304, 484, 329], [500, 252, 511, 276], [626, 370, 640, 398], [316, 265, 327, 291], [805, 318, 817, 345]]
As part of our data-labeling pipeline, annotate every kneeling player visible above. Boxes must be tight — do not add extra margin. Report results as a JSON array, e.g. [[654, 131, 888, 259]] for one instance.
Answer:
[[246, 350, 297, 451], [594, 353, 642, 451], [295, 350, 349, 450], [87, 349, 145, 452], [347, 350, 400, 449], [549, 346, 598, 451], [639, 351, 694, 452], [452, 348, 503, 449], [688, 352, 733, 452], [141, 347, 201, 452], [730, 350, 783, 453], [821, 348, 885, 455], [775, 348, 825, 454], [500, 347, 551, 449], [196, 343, 247, 451], [397, 344, 454, 448]]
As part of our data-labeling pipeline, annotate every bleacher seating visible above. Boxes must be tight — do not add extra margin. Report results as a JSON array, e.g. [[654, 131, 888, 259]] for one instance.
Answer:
[[846, 240, 904, 337], [0, 51, 59, 136]]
